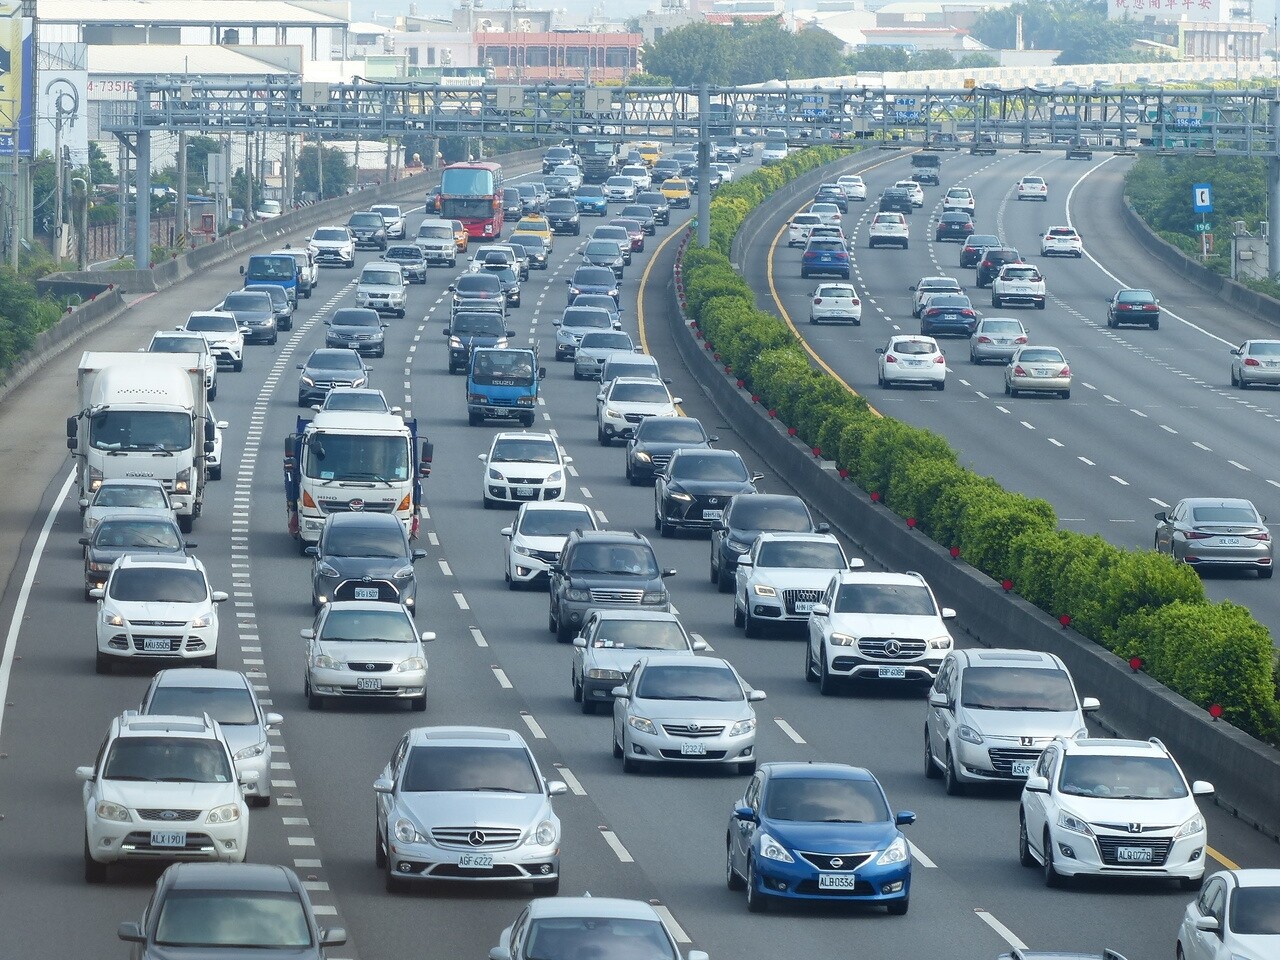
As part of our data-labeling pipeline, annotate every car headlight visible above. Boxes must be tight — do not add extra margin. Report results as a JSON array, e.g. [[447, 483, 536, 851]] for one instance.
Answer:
[[669, 491, 693, 502], [569, 287, 581, 296], [752, 584, 777, 597], [513, 544, 534, 557], [605, 407, 623, 419], [1072, 728, 1089, 740], [495, 338, 509, 349], [190, 614, 213, 629], [1057, 811, 1094, 836], [235, 741, 267, 761], [1175, 815, 1205, 839], [315, 561, 339, 578], [587, 668, 625, 680], [633, 451, 652, 463], [487, 468, 503, 481], [353, 377, 367, 388], [206, 803, 241, 824], [312, 654, 341, 670], [87, 560, 113, 573], [627, 715, 657, 735], [393, 564, 415, 581], [876, 836, 909, 866], [726, 539, 750, 553], [395, 817, 426, 844], [729, 718, 756, 737], [928, 634, 953, 649], [175, 468, 191, 494], [565, 588, 591, 602], [95, 800, 130, 822], [757, 832, 795, 863], [642, 591, 666, 604], [102, 611, 125, 627], [301, 375, 315, 386], [547, 470, 563, 483], [397, 656, 426, 673], [828, 632, 856, 647], [956, 724, 983, 745]]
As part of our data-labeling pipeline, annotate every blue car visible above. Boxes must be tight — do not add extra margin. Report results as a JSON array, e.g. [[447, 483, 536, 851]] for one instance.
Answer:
[[574, 186, 608, 217], [566, 266, 620, 306], [726, 762, 914, 913]]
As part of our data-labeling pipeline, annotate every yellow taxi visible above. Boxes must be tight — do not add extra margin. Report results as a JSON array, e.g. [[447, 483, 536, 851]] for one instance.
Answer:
[[660, 178, 692, 208], [449, 219, 469, 252], [636, 143, 661, 167], [513, 215, 554, 251]]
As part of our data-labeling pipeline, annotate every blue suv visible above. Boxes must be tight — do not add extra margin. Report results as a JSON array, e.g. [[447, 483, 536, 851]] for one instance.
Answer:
[[573, 185, 608, 217], [800, 237, 850, 279]]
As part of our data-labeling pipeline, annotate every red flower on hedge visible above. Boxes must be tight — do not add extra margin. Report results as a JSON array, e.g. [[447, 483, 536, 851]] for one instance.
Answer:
[[750, 394, 759, 403], [838, 468, 849, 479], [768, 409, 777, 418], [787, 427, 797, 436]]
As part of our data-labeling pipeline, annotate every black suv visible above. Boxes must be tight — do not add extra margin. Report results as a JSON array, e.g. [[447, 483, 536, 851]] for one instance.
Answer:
[[975, 246, 1023, 288], [626, 416, 715, 485], [346, 211, 388, 250], [960, 234, 1000, 269], [548, 530, 675, 642], [710, 494, 828, 592], [879, 188, 914, 215], [655, 448, 761, 536], [444, 311, 514, 374], [545, 198, 581, 236], [813, 185, 848, 213]]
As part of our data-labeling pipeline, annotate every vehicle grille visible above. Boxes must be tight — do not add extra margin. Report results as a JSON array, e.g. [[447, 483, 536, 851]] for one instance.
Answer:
[[136, 809, 202, 822], [505, 476, 544, 486], [784, 589, 823, 615], [431, 827, 523, 849], [124, 636, 188, 652], [316, 499, 397, 514], [661, 723, 725, 738], [589, 588, 645, 604], [658, 749, 726, 760], [795, 878, 876, 896], [987, 748, 1043, 777], [333, 580, 400, 603], [623, 413, 650, 425], [529, 549, 560, 563], [797, 851, 873, 871], [857, 638, 926, 660], [1096, 837, 1172, 867], [648, 455, 672, 470], [129, 620, 187, 628], [431, 863, 527, 879], [345, 661, 393, 673]]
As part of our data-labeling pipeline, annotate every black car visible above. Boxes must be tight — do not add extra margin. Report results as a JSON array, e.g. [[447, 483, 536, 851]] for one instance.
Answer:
[[297, 348, 370, 406], [382, 244, 427, 283], [566, 265, 620, 305], [449, 272, 506, 316], [482, 261, 522, 307], [217, 290, 277, 345], [346, 211, 388, 250], [672, 151, 698, 177], [710, 494, 827, 592], [655, 448, 761, 536], [542, 146, 576, 174], [444, 310, 512, 374], [306, 512, 427, 612], [935, 212, 975, 243], [879, 188, 914, 215], [961, 233, 1000, 268], [508, 233, 549, 270], [975, 247, 1023, 287], [626, 416, 715, 485], [80, 514, 189, 600], [582, 239, 627, 278], [919, 293, 979, 337], [324, 307, 387, 357], [517, 183, 544, 215], [813, 185, 848, 213], [117, 863, 346, 959], [548, 529, 674, 642], [543, 174, 573, 198], [619, 204, 657, 235], [544, 198, 582, 235], [636, 190, 670, 225], [1107, 288, 1161, 328], [502, 186, 523, 220]]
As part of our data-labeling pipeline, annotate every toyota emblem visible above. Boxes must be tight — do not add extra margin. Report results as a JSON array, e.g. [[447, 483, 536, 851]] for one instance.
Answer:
[[829, 857, 843, 869], [366, 664, 376, 671], [160, 810, 178, 821], [688, 722, 700, 732], [468, 830, 487, 846], [349, 499, 365, 511], [883, 639, 902, 656]]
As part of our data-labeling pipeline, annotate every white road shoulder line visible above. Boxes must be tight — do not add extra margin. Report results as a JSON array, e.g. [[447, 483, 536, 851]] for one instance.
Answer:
[[908, 840, 937, 868], [651, 906, 691, 944], [773, 718, 806, 743]]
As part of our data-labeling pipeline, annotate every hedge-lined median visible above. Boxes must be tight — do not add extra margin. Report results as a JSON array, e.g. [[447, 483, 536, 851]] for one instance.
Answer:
[[681, 148, 1280, 743]]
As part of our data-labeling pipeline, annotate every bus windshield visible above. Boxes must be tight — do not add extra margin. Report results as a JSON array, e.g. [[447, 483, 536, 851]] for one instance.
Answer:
[[441, 197, 496, 220], [303, 433, 411, 483], [440, 168, 496, 196]]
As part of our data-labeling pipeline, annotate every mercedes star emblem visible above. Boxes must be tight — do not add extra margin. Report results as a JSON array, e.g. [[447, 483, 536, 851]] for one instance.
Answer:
[[883, 639, 902, 656], [468, 830, 487, 846]]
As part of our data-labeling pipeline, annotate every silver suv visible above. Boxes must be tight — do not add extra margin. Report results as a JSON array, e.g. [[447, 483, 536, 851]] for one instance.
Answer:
[[924, 649, 1099, 795]]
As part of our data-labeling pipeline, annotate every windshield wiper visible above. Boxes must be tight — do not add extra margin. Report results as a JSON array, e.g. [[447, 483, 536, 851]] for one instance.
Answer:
[[342, 472, 395, 486], [104, 774, 152, 781], [820, 818, 864, 823], [154, 776, 205, 783]]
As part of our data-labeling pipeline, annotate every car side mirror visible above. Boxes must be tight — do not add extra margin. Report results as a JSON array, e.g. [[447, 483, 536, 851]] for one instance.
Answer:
[[76, 765, 95, 782], [212, 591, 228, 603], [506, 329, 516, 337], [572, 637, 587, 648], [117, 922, 145, 944], [477, 453, 488, 462], [538, 367, 547, 380], [733, 805, 758, 823], [304, 546, 319, 557], [373, 777, 394, 795], [875, 347, 885, 355], [90, 588, 104, 600], [1024, 775, 1049, 793], [928, 690, 949, 708], [908, 284, 917, 291], [412, 550, 429, 561], [500, 526, 513, 538], [749, 472, 764, 483], [420, 631, 437, 642], [265, 713, 284, 727], [1154, 511, 1168, 522], [547, 780, 568, 797], [1194, 916, 1220, 933], [320, 928, 348, 948], [747, 689, 766, 702], [895, 811, 917, 826], [79, 537, 90, 547], [1081, 697, 1100, 713], [300, 628, 315, 640], [1192, 780, 1215, 796], [811, 603, 830, 616], [941, 608, 956, 619], [78, 497, 90, 508], [239, 265, 246, 275], [238, 769, 260, 786], [661, 568, 677, 578], [297, 363, 305, 369], [610, 686, 629, 699]]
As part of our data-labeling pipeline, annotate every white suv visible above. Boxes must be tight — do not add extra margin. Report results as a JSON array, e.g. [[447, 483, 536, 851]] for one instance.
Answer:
[[869, 212, 909, 250], [93, 555, 227, 674], [991, 264, 1047, 310], [1041, 226, 1083, 258], [808, 283, 862, 325], [895, 179, 925, 207], [1019, 737, 1213, 889], [734, 532, 861, 636], [479, 431, 573, 508], [78, 711, 254, 882], [787, 213, 822, 247], [183, 311, 244, 372], [805, 571, 955, 695], [597, 377, 681, 445], [501, 501, 599, 588], [942, 187, 975, 214], [836, 174, 867, 201]]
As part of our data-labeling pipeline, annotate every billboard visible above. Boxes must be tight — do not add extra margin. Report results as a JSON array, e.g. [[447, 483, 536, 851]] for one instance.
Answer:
[[0, 2, 33, 156], [36, 43, 89, 167], [1107, 0, 1226, 22]]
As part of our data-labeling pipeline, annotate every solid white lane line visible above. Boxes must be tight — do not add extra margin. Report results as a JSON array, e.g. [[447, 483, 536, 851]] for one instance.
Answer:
[[553, 764, 587, 796], [492, 666, 512, 689], [652, 906, 691, 944], [908, 840, 937, 868], [773, 718, 806, 744], [470, 627, 488, 648], [974, 908, 1028, 950], [599, 828, 634, 863]]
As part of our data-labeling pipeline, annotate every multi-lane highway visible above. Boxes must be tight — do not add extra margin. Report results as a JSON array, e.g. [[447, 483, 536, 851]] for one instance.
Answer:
[[0, 145, 1277, 960]]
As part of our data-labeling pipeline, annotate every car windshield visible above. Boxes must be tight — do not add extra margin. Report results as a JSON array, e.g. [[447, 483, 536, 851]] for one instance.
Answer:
[[563, 309, 612, 329], [834, 583, 936, 616], [948, 189, 970, 198], [519, 508, 592, 537], [942, 214, 971, 223], [320, 608, 416, 643], [471, 351, 535, 386], [457, 275, 501, 294], [1047, 228, 1076, 238], [547, 200, 578, 214], [792, 216, 819, 227], [323, 392, 388, 412], [492, 439, 559, 464], [586, 241, 621, 257], [569, 542, 660, 576], [525, 917, 677, 960], [581, 333, 632, 351], [981, 320, 1024, 335], [332, 310, 381, 327], [816, 287, 852, 298], [635, 664, 742, 701], [103, 736, 231, 783], [401, 745, 540, 793], [604, 361, 657, 381], [1247, 342, 1280, 356], [1022, 177, 1044, 185], [611, 382, 669, 403], [186, 315, 237, 333], [961, 667, 1078, 711], [94, 484, 168, 509], [372, 206, 400, 218], [590, 619, 688, 651], [155, 891, 311, 948], [764, 777, 890, 823], [147, 685, 258, 725], [757, 541, 844, 569], [1231, 887, 1280, 935], [892, 340, 937, 356], [922, 280, 959, 291], [1057, 754, 1188, 799], [808, 240, 844, 252], [672, 454, 747, 481], [622, 207, 650, 219], [929, 295, 969, 308], [94, 519, 182, 551], [362, 270, 400, 286], [607, 177, 632, 187], [418, 224, 453, 239], [325, 525, 406, 558], [453, 314, 505, 336], [246, 255, 294, 279], [313, 228, 348, 241], [110, 567, 207, 603], [309, 351, 364, 371], [349, 213, 382, 227], [484, 266, 518, 283], [1190, 505, 1259, 524], [221, 293, 271, 312], [246, 286, 286, 306], [1018, 348, 1065, 364]]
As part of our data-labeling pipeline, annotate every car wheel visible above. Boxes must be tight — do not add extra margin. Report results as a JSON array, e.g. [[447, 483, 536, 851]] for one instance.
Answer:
[[1180, 874, 1205, 892], [886, 895, 910, 916], [581, 694, 597, 716], [726, 838, 746, 890], [208, 383, 217, 401], [209, 465, 222, 481], [597, 428, 610, 446], [621, 739, 639, 773], [1231, 367, 1240, 386], [555, 617, 574, 644], [992, 295, 1002, 308], [745, 859, 768, 913], [717, 563, 733, 594], [744, 607, 763, 638], [1260, 568, 1274, 579], [659, 514, 673, 538], [1107, 315, 1117, 328], [248, 793, 271, 809], [1060, 390, 1071, 399], [298, 394, 309, 408], [924, 728, 941, 779], [84, 838, 108, 883], [233, 359, 244, 372], [800, 269, 809, 279], [970, 350, 979, 364], [468, 411, 483, 426], [306, 678, 324, 711], [95, 652, 113, 675], [572, 671, 583, 702], [613, 729, 624, 759], [935, 380, 945, 392], [482, 497, 494, 510], [269, 333, 278, 345], [943, 747, 965, 796], [809, 315, 817, 325], [548, 603, 558, 634], [1043, 831, 1064, 887], [733, 598, 745, 628], [1036, 300, 1046, 310], [1151, 320, 1159, 330], [375, 825, 387, 868], [818, 654, 838, 696], [1018, 812, 1038, 867], [410, 694, 427, 712], [739, 759, 757, 776]]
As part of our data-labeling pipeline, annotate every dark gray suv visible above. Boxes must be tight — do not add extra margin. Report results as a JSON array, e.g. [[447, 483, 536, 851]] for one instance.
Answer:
[[306, 512, 427, 614], [548, 530, 675, 642], [709, 494, 828, 592]]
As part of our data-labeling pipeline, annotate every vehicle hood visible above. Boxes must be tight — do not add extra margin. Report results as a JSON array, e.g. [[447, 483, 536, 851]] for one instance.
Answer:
[[134, 944, 321, 960], [113, 600, 210, 621], [561, 324, 612, 338], [667, 479, 755, 497], [357, 282, 402, 295], [330, 324, 384, 337], [305, 365, 365, 379], [954, 707, 1084, 743], [224, 308, 273, 323], [216, 723, 265, 756], [311, 237, 352, 247], [585, 252, 623, 266], [98, 778, 237, 811], [1054, 794, 1199, 830], [513, 533, 569, 553], [750, 567, 841, 591], [89, 544, 183, 564], [397, 790, 550, 831], [827, 612, 947, 640], [631, 696, 752, 724], [317, 556, 411, 580], [317, 639, 423, 666], [766, 819, 900, 854], [586, 647, 693, 672], [1225, 933, 1280, 959]]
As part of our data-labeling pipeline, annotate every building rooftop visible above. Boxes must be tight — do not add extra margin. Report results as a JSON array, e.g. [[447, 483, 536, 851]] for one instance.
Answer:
[[42, 0, 348, 27], [87, 44, 296, 76]]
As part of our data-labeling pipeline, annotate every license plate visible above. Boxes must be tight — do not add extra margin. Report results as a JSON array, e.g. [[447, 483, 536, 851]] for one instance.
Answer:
[[818, 873, 860, 889], [680, 741, 707, 756], [794, 601, 815, 614], [143, 638, 171, 652], [1218, 537, 1241, 545], [1012, 761, 1035, 777], [487, 408, 515, 417], [1116, 846, 1153, 863], [906, 360, 927, 367], [458, 853, 494, 869], [1034, 368, 1054, 377], [354, 587, 380, 600], [517, 486, 535, 498], [703, 509, 723, 521], [150, 831, 186, 848], [878, 666, 907, 679], [356, 677, 383, 691]]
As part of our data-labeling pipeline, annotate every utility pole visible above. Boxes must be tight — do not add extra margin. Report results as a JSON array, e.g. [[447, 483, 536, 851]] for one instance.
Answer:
[[53, 112, 64, 258], [284, 133, 294, 207], [134, 129, 151, 270], [315, 133, 324, 199], [117, 140, 128, 257], [71, 176, 88, 269], [696, 82, 710, 249], [1269, 98, 1280, 279], [176, 130, 188, 250], [245, 131, 254, 217]]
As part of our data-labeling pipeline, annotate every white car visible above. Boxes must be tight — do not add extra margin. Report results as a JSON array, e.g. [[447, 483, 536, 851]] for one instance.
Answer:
[[78, 711, 253, 881], [501, 501, 599, 589], [490, 898, 707, 960], [308, 225, 357, 268], [273, 247, 318, 298], [1016, 176, 1049, 201], [619, 164, 652, 191], [554, 164, 583, 190], [183, 311, 244, 371], [836, 174, 867, 201], [303, 601, 434, 711], [808, 202, 843, 227], [734, 532, 861, 636], [869, 212, 909, 250], [206, 405, 228, 481], [1018, 736, 1213, 888], [877, 336, 947, 390], [787, 213, 822, 247], [808, 282, 862, 325], [1178, 869, 1280, 960], [355, 262, 407, 318], [911, 276, 963, 317], [93, 554, 227, 674], [80, 478, 173, 536], [148, 329, 218, 399], [805, 570, 955, 694], [572, 609, 705, 713], [370, 204, 406, 240], [1005, 344, 1072, 399], [761, 141, 789, 164], [991, 263, 1047, 309], [895, 179, 925, 207], [255, 200, 282, 219], [711, 161, 733, 184], [479, 431, 572, 508], [1041, 226, 1083, 257], [597, 376, 681, 445], [942, 187, 975, 214], [604, 176, 637, 202]]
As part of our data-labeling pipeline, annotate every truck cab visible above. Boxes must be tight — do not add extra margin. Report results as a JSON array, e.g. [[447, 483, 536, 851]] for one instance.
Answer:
[[240, 253, 301, 305], [466, 347, 546, 427]]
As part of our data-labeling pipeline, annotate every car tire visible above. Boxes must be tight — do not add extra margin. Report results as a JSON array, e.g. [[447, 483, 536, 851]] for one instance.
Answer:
[[902, 241, 909, 250], [1107, 315, 1117, 328], [733, 599, 745, 629], [613, 731, 624, 759], [556, 617, 574, 644], [924, 728, 941, 779], [1151, 320, 1160, 330], [581, 694, 597, 716], [726, 839, 746, 890], [745, 859, 768, 913], [84, 838, 108, 884], [95, 652, 113, 675], [248, 793, 271, 809], [482, 497, 494, 510], [935, 381, 945, 392], [1231, 367, 1239, 386], [943, 747, 965, 796], [621, 742, 639, 774], [1019, 812, 1038, 867], [992, 295, 1002, 308], [1036, 300, 1046, 310], [375, 826, 387, 868], [818, 654, 838, 697], [1060, 390, 1071, 399], [659, 515, 673, 538], [269, 333, 278, 345], [597, 428, 610, 446], [744, 607, 763, 639], [800, 269, 809, 279], [886, 896, 909, 916], [809, 315, 817, 325], [717, 563, 733, 594], [468, 411, 482, 426], [1043, 831, 1064, 887], [410, 694, 427, 712], [1260, 568, 1274, 579], [209, 465, 222, 481], [548, 603, 558, 634]]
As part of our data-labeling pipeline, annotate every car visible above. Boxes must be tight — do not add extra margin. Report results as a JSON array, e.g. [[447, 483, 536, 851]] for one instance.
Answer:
[[969, 317, 1029, 364], [1178, 868, 1280, 960], [513, 215, 554, 250], [935, 211, 975, 243], [488, 897, 702, 960], [869, 212, 909, 249], [592, 224, 633, 264], [787, 213, 823, 247], [80, 478, 173, 536], [813, 183, 848, 212], [961, 234, 1001, 269], [542, 145, 576, 173], [444, 311, 512, 374], [603, 175, 637, 203], [449, 219, 469, 252], [734, 532, 860, 637], [991, 264, 1046, 310], [215, 290, 277, 344], [1154, 497, 1273, 577], [661, 178, 692, 207], [726, 762, 915, 913], [482, 261, 523, 308], [808, 202, 842, 228], [148, 330, 218, 399], [182, 311, 244, 371], [308, 225, 356, 268], [879, 188, 915, 216], [911, 276, 963, 318], [836, 174, 867, 201], [324, 306, 387, 357], [714, 138, 741, 162], [895, 179, 926, 207], [545, 197, 582, 235], [347, 210, 388, 249], [711, 161, 734, 184], [414, 218, 459, 266], [807, 224, 846, 247], [470, 242, 528, 280], [1005, 345, 1071, 398], [805, 570, 956, 694], [80, 513, 188, 600], [1106, 288, 1160, 328], [79, 711, 252, 881], [942, 186, 976, 214], [296, 348, 370, 406], [572, 610, 706, 713], [543, 174, 573, 198], [92, 554, 227, 673], [636, 190, 671, 225], [620, 164, 653, 191], [612, 654, 764, 774], [516, 182, 545, 215], [375, 725, 565, 891], [553, 163, 583, 190], [610, 217, 646, 252], [555, 305, 616, 360], [244, 282, 294, 331], [303, 601, 434, 710], [626, 416, 715, 486], [480, 431, 572, 509], [1231, 339, 1280, 388], [925, 649, 1100, 794], [509, 233, 549, 271], [809, 282, 862, 324], [567, 266, 621, 306], [574, 331, 635, 380], [710, 493, 826, 592], [317, 387, 398, 413], [1041, 226, 1083, 257], [1018, 736, 1213, 888], [582, 238, 627, 278], [450, 273, 507, 317], [877, 335, 947, 389], [597, 376, 681, 445], [637, 143, 662, 166], [920, 294, 979, 338], [382, 243, 428, 283], [198, 403, 224, 473], [502, 186, 524, 219], [600, 351, 659, 392], [548, 529, 674, 641], [306, 511, 427, 611], [976, 247, 1023, 287], [255, 199, 282, 220], [501, 500, 599, 589], [1016, 175, 1049, 201], [800, 237, 850, 279], [761, 141, 789, 164], [370, 203, 406, 240], [574, 184, 609, 216], [655, 448, 762, 537]]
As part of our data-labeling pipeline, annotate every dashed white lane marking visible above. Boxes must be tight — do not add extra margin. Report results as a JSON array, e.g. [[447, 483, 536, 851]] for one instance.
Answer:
[[974, 908, 1028, 950], [553, 763, 588, 796], [567, 464, 579, 477], [1228, 460, 1251, 471], [773, 718, 806, 743], [1151, 498, 1171, 508], [1111, 475, 1130, 486], [1160, 424, 1178, 434], [1130, 408, 1147, 418], [1048, 438, 1063, 447], [909, 840, 938, 868], [595, 509, 608, 524], [1193, 441, 1212, 451], [652, 906, 691, 944], [580, 486, 594, 499], [599, 828, 635, 863], [288, 836, 316, 847], [428, 531, 439, 546], [1268, 479, 1280, 489], [453, 592, 470, 610], [1078, 456, 1095, 466], [1019, 421, 1034, 430], [492, 666, 512, 689], [520, 712, 547, 739], [470, 627, 488, 648], [438, 559, 453, 576]]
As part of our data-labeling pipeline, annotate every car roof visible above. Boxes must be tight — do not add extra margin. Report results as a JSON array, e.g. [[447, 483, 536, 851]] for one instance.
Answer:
[[762, 761, 876, 782], [589, 609, 682, 623], [152, 668, 253, 690], [324, 511, 407, 530], [167, 862, 299, 893], [919, 276, 960, 285], [1224, 868, 1280, 887], [115, 711, 219, 739], [637, 653, 731, 669], [954, 648, 1062, 669], [755, 531, 839, 545], [525, 897, 662, 921], [671, 447, 740, 460], [494, 431, 556, 443], [569, 529, 654, 547], [96, 478, 167, 490], [323, 600, 412, 615], [405, 725, 529, 748], [116, 553, 202, 571], [831, 569, 926, 587], [611, 376, 665, 386], [1059, 737, 1169, 756]]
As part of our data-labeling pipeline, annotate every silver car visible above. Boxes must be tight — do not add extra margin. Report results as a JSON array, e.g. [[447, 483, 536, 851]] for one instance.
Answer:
[[969, 317, 1029, 364], [1230, 339, 1280, 388], [1004, 345, 1071, 399], [572, 609, 707, 713], [611, 654, 765, 775], [80, 478, 173, 536], [490, 897, 706, 960], [374, 726, 566, 893], [1154, 498, 1273, 578], [302, 602, 435, 710], [573, 331, 635, 380]]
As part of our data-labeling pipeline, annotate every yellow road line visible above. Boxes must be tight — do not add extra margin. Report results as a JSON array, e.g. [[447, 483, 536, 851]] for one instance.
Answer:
[[636, 225, 690, 415], [1207, 846, 1241, 870]]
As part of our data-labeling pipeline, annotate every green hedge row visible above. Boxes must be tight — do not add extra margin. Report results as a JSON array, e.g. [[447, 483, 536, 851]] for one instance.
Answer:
[[681, 148, 1280, 743]]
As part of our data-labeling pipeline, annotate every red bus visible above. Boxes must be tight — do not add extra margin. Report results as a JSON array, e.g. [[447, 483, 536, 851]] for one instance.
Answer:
[[433, 161, 504, 239]]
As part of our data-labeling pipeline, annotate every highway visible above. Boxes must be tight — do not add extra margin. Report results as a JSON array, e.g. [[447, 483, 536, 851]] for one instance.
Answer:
[[0, 146, 1276, 960]]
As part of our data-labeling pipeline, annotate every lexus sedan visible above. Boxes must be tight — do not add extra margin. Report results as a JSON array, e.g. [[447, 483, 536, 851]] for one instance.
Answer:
[[1154, 497, 1273, 578], [655, 448, 762, 536], [1230, 339, 1280, 388]]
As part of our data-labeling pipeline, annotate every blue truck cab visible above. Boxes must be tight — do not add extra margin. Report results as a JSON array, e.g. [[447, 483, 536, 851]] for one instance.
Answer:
[[466, 347, 546, 427], [241, 253, 301, 304]]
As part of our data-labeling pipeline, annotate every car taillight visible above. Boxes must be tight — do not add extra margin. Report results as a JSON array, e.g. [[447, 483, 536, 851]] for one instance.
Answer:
[[885, 354, 897, 363], [803, 252, 816, 260], [1244, 357, 1261, 366], [837, 253, 849, 261], [1015, 336, 1028, 344], [982, 259, 993, 267], [851, 298, 860, 305], [1144, 304, 1158, 311], [1013, 365, 1027, 376], [1247, 532, 1271, 541], [977, 336, 993, 343], [813, 298, 822, 304], [1184, 531, 1212, 540], [1059, 366, 1071, 377], [961, 309, 975, 317], [934, 356, 946, 364]]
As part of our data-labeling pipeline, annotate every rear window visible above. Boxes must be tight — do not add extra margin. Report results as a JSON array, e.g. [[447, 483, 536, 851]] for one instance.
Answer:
[[808, 240, 844, 252], [893, 339, 938, 356]]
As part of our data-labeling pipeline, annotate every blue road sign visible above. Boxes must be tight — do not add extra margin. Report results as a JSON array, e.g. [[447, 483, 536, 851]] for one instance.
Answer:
[[1192, 183, 1213, 214]]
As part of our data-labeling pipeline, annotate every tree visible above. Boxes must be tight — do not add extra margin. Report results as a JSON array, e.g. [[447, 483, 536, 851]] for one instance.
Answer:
[[908, 50, 957, 70], [86, 142, 114, 186], [297, 143, 352, 199], [968, 0, 1153, 64], [957, 52, 999, 68], [847, 46, 911, 73], [641, 23, 734, 85], [626, 71, 673, 86], [183, 135, 222, 188], [640, 17, 844, 85]]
